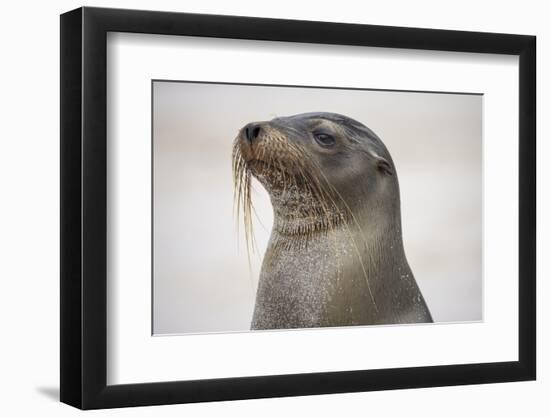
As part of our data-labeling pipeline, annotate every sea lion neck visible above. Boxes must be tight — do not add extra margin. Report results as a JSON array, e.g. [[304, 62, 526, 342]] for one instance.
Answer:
[[253, 217, 419, 330]]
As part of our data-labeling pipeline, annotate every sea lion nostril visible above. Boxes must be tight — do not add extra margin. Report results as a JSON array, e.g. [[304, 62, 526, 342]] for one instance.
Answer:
[[245, 123, 261, 143]]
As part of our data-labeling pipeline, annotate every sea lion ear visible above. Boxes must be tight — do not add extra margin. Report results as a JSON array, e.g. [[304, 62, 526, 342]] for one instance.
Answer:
[[376, 157, 393, 176]]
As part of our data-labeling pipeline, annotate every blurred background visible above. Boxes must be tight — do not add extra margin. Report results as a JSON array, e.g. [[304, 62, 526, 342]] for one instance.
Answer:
[[153, 81, 482, 335]]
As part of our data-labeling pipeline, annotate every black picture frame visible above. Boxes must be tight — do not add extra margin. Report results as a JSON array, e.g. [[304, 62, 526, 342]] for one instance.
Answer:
[[60, 6, 536, 410]]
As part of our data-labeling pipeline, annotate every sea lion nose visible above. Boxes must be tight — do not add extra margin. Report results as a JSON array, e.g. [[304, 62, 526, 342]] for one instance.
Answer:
[[244, 123, 262, 143]]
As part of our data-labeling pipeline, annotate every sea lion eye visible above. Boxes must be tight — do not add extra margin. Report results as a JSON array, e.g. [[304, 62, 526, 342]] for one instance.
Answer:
[[313, 133, 336, 147]]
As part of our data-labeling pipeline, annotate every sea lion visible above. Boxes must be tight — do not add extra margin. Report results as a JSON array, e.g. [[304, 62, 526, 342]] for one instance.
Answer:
[[232, 112, 432, 330]]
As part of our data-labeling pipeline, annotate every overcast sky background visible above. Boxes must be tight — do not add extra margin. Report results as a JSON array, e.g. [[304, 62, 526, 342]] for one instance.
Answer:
[[152, 81, 482, 335]]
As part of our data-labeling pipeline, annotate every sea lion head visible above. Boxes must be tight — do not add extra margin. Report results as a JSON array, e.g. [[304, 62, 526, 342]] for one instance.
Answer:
[[232, 112, 400, 240]]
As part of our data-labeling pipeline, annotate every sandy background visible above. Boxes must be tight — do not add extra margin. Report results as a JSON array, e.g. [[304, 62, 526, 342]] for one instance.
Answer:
[[152, 81, 482, 335]]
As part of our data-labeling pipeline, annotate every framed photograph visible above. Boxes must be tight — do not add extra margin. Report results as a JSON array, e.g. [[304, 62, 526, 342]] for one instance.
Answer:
[[60, 6, 536, 409]]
